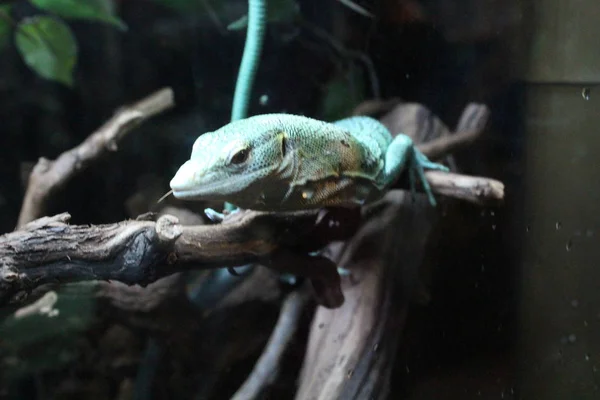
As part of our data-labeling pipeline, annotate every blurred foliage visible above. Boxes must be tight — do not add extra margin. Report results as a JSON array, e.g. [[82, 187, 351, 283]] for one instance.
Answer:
[[0, 285, 95, 382], [0, 0, 302, 86], [30, 0, 127, 30], [0, 0, 124, 86], [15, 16, 77, 86]]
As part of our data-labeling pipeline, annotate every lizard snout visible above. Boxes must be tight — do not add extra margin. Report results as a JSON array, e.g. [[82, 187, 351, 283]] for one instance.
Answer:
[[170, 160, 202, 197]]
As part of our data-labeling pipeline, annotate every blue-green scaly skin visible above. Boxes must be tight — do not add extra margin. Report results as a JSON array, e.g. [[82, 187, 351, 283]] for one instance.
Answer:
[[170, 113, 449, 210]]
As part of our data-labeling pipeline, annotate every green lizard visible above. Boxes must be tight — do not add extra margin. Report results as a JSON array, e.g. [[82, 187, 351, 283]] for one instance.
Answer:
[[169, 113, 449, 210]]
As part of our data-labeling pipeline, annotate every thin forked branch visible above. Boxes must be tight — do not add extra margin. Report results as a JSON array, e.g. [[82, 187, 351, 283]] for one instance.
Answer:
[[16, 88, 175, 228]]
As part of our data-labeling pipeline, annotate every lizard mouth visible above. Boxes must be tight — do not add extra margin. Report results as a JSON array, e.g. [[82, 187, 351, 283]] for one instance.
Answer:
[[170, 176, 241, 200], [170, 162, 267, 201]]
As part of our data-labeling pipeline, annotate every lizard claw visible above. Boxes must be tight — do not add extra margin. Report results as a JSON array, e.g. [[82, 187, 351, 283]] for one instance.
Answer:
[[205, 206, 243, 222], [204, 208, 225, 222], [414, 151, 450, 172]]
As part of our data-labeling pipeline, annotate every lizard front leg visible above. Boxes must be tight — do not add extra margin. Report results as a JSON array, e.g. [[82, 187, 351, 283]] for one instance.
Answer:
[[383, 134, 449, 206]]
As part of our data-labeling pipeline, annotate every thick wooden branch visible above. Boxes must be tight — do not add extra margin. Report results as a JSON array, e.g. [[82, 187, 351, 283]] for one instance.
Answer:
[[0, 169, 503, 308], [16, 88, 175, 228], [0, 208, 358, 307]]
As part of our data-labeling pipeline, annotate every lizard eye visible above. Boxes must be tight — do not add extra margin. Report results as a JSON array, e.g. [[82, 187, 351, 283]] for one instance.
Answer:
[[229, 148, 250, 165]]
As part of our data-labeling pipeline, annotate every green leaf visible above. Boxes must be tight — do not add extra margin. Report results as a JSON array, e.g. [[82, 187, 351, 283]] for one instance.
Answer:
[[0, 6, 12, 50], [30, 0, 127, 30], [15, 16, 77, 86]]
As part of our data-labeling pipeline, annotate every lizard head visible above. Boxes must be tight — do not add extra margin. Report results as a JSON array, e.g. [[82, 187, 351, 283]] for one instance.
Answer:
[[169, 115, 290, 205]]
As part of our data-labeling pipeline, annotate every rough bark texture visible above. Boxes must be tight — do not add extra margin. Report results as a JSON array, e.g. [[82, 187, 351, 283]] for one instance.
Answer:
[[0, 208, 364, 307]]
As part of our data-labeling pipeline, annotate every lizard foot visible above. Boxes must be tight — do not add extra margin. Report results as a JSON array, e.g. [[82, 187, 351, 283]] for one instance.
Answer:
[[409, 149, 449, 206], [204, 206, 242, 222], [385, 134, 448, 207]]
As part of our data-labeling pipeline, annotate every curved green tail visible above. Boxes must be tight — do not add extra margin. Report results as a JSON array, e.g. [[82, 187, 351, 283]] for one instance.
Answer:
[[230, 0, 266, 121]]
